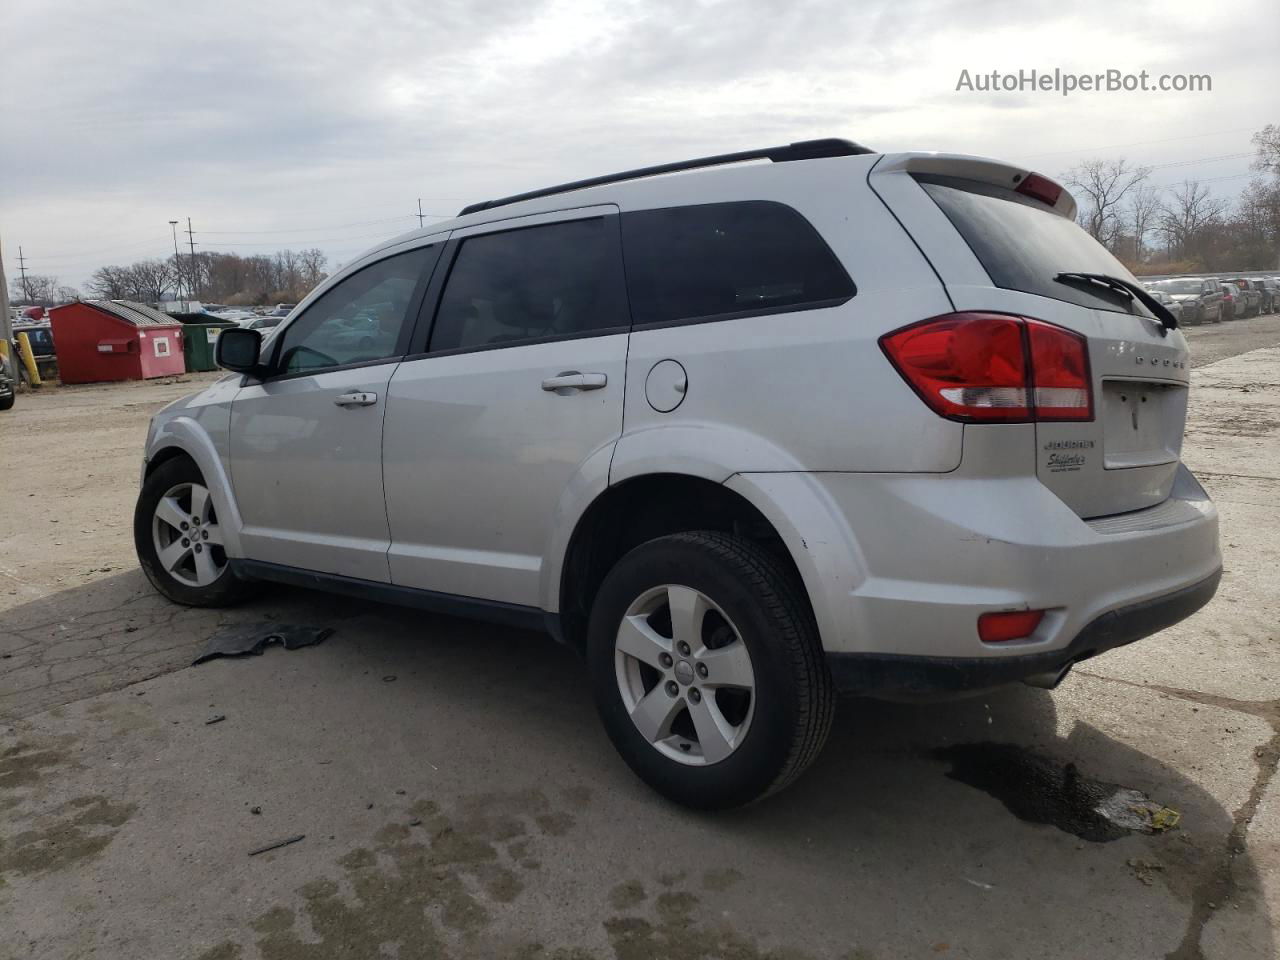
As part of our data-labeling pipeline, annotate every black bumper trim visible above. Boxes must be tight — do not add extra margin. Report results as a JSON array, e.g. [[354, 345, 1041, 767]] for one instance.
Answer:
[[826, 568, 1222, 697]]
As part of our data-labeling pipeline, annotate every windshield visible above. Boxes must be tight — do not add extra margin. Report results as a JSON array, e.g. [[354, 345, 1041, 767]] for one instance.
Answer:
[[916, 174, 1155, 318], [1151, 279, 1203, 295]]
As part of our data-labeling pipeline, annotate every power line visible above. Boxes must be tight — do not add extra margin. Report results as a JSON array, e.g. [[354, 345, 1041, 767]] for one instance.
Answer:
[[198, 214, 422, 235], [1021, 126, 1258, 159], [1148, 152, 1253, 170]]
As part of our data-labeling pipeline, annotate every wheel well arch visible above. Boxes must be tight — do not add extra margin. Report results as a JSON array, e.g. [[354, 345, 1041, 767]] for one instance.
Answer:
[[145, 445, 198, 477], [557, 473, 811, 651]]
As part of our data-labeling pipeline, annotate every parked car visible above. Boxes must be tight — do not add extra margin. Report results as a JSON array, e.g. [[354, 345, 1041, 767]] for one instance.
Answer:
[[133, 140, 1221, 808], [0, 353, 14, 411], [1220, 282, 1244, 320], [1248, 278, 1275, 314], [1146, 290, 1184, 326], [269, 303, 297, 318], [1147, 277, 1223, 324], [245, 315, 283, 331], [1220, 278, 1261, 317]]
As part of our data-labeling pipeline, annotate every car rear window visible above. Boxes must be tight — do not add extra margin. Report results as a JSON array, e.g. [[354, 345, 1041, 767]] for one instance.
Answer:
[[620, 201, 854, 327], [915, 174, 1156, 319], [1151, 279, 1205, 295]]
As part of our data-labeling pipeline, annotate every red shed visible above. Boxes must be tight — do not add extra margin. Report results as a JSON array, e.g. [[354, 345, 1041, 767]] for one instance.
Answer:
[[47, 300, 186, 384]]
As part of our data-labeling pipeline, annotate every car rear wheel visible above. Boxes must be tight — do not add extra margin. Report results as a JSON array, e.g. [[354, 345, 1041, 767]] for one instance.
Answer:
[[134, 456, 258, 607], [587, 531, 833, 809]]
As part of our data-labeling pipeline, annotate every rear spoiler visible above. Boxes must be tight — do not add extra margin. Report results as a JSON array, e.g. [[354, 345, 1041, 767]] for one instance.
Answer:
[[871, 153, 1077, 221]]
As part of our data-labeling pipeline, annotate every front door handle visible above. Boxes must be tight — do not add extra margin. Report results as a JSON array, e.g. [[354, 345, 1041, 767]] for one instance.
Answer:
[[334, 391, 378, 407], [541, 372, 607, 394]]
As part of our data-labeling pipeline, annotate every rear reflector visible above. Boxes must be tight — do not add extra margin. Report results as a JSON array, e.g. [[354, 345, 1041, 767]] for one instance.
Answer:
[[1015, 172, 1063, 208], [978, 610, 1045, 643], [879, 312, 1093, 423]]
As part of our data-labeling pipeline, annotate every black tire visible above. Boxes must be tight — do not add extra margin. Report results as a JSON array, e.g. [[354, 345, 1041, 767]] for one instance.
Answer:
[[133, 456, 258, 607], [587, 531, 834, 809], [0, 392, 13, 411]]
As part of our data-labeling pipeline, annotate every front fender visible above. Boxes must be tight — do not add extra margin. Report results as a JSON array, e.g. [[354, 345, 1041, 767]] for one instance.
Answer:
[[146, 415, 245, 558]]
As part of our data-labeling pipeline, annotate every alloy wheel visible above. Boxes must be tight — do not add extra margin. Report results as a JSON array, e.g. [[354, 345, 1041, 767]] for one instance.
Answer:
[[151, 482, 227, 587], [614, 584, 756, 766]]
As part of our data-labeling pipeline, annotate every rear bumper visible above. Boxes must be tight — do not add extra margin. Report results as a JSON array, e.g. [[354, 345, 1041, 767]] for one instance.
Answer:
[[727, 460, 1221, 679], [826, 567, 1220, 696]]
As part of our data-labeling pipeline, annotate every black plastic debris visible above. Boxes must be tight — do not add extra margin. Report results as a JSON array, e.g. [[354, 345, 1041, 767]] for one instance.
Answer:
[[193, 623, 334, 666], [248, 834, 305, 857]]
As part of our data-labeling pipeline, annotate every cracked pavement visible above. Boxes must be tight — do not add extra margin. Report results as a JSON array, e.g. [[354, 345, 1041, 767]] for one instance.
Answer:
[[2, 319, 1279, 959]]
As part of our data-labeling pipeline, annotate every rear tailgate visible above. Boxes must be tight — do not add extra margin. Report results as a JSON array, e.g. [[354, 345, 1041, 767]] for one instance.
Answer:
[[869, 153, 1190, 519]]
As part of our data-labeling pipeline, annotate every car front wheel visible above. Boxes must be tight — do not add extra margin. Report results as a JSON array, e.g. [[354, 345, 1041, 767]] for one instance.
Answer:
[[587, 531, 834, 809], [134, 456, 257, 607]]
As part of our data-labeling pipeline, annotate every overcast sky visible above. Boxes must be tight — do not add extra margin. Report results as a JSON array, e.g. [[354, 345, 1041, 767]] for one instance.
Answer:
[[2, 0, 1273, 291]]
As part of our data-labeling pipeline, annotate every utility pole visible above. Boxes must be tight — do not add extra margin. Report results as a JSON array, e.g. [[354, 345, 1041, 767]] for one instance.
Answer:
[[1, 234, 13, 359], [169, 220, 184, 311], [184, 217, 198, 303], [16, 245, 31, 302], [417, 199, 425, 229]]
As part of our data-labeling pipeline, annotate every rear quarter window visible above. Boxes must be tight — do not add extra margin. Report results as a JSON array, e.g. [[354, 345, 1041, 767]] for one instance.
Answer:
[[916, 174, 1156, 319], [620, 200, 854, 327]]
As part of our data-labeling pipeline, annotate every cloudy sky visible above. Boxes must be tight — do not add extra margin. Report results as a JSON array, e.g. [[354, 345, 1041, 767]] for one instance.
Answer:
[[2, 0, 1273, 291]]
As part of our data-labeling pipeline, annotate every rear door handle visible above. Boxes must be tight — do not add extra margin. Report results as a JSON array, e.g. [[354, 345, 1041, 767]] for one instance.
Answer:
[[334, 391, 378, 407], [541, 372, 607, 394]]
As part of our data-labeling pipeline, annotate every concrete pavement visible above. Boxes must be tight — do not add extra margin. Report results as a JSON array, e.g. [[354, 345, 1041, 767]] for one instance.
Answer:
[[2, 342, 1278, 959]]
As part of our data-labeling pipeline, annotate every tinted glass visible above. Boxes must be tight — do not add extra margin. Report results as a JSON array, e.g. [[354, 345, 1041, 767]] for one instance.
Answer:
[[430, 217, 627, 352], [1152, 279, 1204, 295], [918, 175, 1156, 318], [277, 246, 436, 374], [620, 201, 854, 326]]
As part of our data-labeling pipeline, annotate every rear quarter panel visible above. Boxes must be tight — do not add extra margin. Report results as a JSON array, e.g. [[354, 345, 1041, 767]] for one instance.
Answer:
[[612, 156, 961, 479]]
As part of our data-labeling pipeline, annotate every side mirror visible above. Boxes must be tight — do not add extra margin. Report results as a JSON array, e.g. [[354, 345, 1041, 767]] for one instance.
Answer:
[[215, 327, 264, 374]]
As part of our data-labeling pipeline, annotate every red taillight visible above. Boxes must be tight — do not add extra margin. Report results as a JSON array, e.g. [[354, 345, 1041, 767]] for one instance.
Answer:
[[1015, 172, 1063, 208], [978, 610, 1045, 643], [879, 313, 1093, 423]]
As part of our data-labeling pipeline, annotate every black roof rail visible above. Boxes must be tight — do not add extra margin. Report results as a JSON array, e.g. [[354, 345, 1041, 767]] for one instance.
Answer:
[[457, 138, 874, 216]]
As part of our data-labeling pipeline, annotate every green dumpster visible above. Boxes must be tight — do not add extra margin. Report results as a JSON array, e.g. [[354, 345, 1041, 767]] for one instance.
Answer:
[[181, 321, 236, 372]]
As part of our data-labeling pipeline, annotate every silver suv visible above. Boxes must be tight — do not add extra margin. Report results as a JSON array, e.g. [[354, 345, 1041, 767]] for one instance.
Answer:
[[135, 139, 1221, 808]]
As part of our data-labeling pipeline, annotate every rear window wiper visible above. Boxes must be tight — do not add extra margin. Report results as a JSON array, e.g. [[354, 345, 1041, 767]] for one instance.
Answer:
[[1053, 272, 1176, 336]]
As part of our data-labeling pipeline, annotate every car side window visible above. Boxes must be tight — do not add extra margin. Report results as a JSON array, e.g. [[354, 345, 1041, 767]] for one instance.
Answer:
[[620, 201, 855, 327], [429, 217, 628, 353], [276, 246, 437, 375]]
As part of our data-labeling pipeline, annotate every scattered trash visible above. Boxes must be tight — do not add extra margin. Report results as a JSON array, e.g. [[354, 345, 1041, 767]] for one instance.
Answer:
[[1127, 857, 1165, 886], [395, 789, 406, 795], [409, 818, 422, 827], [366, 803, 374, 810], [193, 624, 334, 665], [383, 675, 397, 683], [251, 806, 262, 815], [1095, 789, 1181, 834], [962, 877, 994, 890], [248, 834, 305, 857], [205, 714, 226, 725]]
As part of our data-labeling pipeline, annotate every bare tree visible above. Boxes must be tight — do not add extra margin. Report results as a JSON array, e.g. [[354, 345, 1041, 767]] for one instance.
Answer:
[[1127, 183, 1163, 263], [1157, 180, 1228, 262], [1061, 158, 1152, 249], [1252, 123, 1280, 175], [9, 273, 62, 304], [125, 259, 175, 303], [88, 265, 133, 299]]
